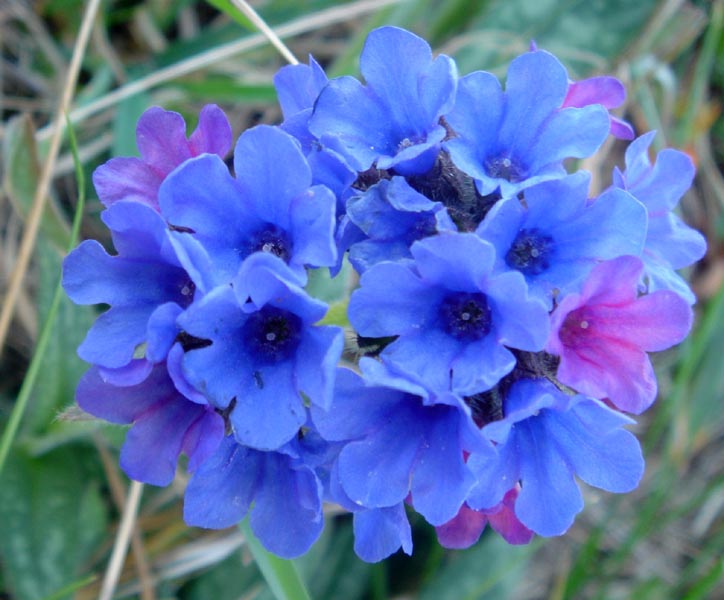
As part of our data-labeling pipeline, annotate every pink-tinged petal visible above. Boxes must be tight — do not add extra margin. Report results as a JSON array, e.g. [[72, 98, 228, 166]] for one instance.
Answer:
[[487, 488, 534, 545], [93, 157, 162, 209], [435, 504, 488, 549], [136, 107, 193, 176], [556, 318, 658, 414], [563, 76, 625, 109], [188, 104, 233, 157], [610, 116, 635, 140], [579, 255, 643, 305], [610, 290, 692, 352], [548, 256, 690, 413]]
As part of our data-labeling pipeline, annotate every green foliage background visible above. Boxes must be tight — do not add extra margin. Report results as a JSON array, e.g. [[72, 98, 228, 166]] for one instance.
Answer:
[[1, 0, 723, 598]]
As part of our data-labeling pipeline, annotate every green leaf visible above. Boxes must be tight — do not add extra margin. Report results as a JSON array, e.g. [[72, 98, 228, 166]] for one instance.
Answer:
[[452, 0, 659, 75], [318, 301, 350, 328], [301, 519, 371, 600], [113, 92, 151, 157], [27, 238, 96, 435], [419, 534, 535, 600], [172, 78, 277, 103], [306, 261, 352, 304], [205, 0, 255, 29], [0, 115, 87, 475], [2, 115, 71, 252], [180, 552, 262, 600], [0, 447, 106, 600]]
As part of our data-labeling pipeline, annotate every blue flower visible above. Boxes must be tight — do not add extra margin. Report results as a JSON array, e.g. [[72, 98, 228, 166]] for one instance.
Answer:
[[612, 132, 706, 303], [444, 50, 610, 197], [312, 362, 488, 526], [319, 442, 414, 563], [351, 504, 413, 563], [476, 172, 648, 306], [159, 125, 337, 288], [177, 253, 343, 451], [76, 364, 224, 486], [467, 379, 644, 536], [62, 201, 195, 372], [274, 56, 329, 152], [346, 176, 456, 273], [349, 233, 550, 395], [309, 26, 457, 176], [184, 436, 324, 558]]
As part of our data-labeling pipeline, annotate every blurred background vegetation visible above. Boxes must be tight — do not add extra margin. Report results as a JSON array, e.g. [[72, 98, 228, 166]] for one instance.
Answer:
[[1, 0, 723, 598]]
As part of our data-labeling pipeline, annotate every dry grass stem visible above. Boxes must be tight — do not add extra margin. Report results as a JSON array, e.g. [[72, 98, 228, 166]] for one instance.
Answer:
[[98, 480, 145, 600], [230, 0, 299, 65], [36, 0, 404, 142], [0, 0, 102, 356], [96, 438, 156, 600]]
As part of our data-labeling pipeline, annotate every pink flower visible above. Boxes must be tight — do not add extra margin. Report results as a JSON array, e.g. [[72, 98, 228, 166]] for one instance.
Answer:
[[435, 487, 533, 548], [546, 256, 692, 414], [93, 104, 232, 211]]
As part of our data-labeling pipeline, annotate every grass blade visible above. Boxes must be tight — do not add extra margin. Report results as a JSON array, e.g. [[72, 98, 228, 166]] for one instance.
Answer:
[[238, 519, 312, 600], [0, 115, 86, 478]]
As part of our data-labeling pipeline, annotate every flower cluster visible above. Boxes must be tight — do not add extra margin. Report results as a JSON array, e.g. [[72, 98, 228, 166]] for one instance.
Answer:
[[63, 26, 705, 561]]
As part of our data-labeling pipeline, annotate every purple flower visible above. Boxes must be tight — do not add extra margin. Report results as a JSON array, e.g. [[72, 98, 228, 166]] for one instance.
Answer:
[[184, 436, 324, 558], [349, 233, 550, 395], [563, 75, 634, 140], [312, 362, 488, 526], [309, 26, 457, 176], [444, 50, 610, 197], [347, 176, 456, 273], [477, 172, 647, 306], [77, 364, 224, 486], [612, 132, 706, 304], [468, 379, 645, 536], [546, 255, 692, 414], [177, 252, 343, 450], [159, 125, 337, 288], [62, 201, 195, 371], [93, 105, 232, 211]]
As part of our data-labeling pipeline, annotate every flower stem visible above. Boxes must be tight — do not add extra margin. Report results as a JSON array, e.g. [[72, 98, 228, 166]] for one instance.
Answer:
[[238, 519, 312, 600]]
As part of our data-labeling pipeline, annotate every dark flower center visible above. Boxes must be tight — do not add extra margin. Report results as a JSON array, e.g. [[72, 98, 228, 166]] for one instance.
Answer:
[[439, 292, 492, 341], [178, 278, 196, 307], [485, 156, 524, 182], [506, 228, 554, 275], [558, 308, 593, 348], [247, 225, 292, 262], [242, 306, 302, 364]]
